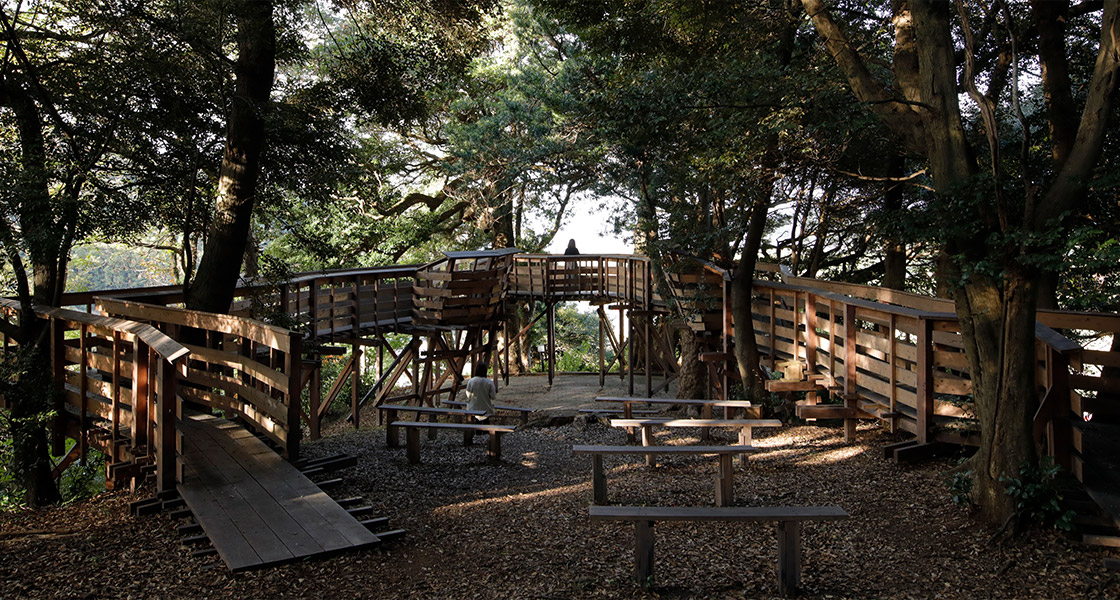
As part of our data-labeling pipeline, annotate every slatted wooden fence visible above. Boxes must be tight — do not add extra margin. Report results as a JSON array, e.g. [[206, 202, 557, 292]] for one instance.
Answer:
[[0, 298, 187, 493]]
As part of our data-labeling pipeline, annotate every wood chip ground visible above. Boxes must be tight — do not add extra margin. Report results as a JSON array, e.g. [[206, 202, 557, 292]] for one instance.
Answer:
[[3, 417, 1118, 599]]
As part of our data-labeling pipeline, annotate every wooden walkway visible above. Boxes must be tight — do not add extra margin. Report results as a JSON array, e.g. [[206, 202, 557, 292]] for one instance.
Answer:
[[178, 414, 380, 571]]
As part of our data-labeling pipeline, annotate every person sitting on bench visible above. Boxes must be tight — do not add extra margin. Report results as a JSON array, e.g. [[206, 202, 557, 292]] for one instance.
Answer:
[[465, 363, 497, 423]]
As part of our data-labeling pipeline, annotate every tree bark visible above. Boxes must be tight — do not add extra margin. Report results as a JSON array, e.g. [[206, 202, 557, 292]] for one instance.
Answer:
[[731, 192, 773, 401], [802, 0, 1120, 526], [188, 0, 275, 314]]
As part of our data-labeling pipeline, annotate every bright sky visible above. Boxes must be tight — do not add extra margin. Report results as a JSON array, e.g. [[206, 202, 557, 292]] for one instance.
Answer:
[[543, 201, 633, 255]]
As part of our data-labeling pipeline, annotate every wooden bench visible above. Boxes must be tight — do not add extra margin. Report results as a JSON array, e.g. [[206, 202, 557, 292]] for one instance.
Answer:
[[610, 418, 782, 446], [441, 400, 534, 425], [391, 421, 516, 464], [578, 408, 661, 416], [597, 397, 760, 441], [572, 445, 759, 506], [379, 404, 485, 447], [596, 396, 760, 419], [589, 505, 849, 595]]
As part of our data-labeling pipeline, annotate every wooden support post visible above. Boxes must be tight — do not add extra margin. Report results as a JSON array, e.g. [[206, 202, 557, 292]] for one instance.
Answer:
[[768, 288, 777, 370], [154, 356, 179, 494], [644, 263, 652, 398], [916, 318, 934, 444], [110, 332, 122, 469], [888, 314, 897, 433], [591, 454, 607, 504], [309, 361, 322, 440], [547, 302, 556, 386], [350, 343, 361, 421], [777, 520, 803, 596], [721, 277, 732, 402], [635, 520, 655, 589], [628, 310, 636, 396], [286, 332, 303, 460], [131, 339, 150, 460], [50, 320, 66, 456], [599, 309, 606, 388], [805, 294, 819, 375], [79, 323, 89, 462], [844, 304, 858, 440], [1046, 348, 1073, 470], [617, 307, 626, 380]]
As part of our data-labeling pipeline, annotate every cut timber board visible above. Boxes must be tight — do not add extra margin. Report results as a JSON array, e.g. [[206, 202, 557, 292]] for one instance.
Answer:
[[178, 413, 380, 571]]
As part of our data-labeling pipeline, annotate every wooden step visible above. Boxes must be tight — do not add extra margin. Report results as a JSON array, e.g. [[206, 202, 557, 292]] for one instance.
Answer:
[[373, 528, 407, 542], [1082, 534, 1120, 548], [360, 517, 390, 531]]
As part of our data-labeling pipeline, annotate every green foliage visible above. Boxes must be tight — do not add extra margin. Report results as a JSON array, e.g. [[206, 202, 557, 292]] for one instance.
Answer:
[[552, 304, 606, 372], [947, 468, 975, 510], [999, 457, 1077, 531]]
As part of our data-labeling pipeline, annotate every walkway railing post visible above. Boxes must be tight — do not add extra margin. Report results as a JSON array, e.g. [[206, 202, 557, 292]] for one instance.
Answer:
[[50, 319, 67, 456], [916, 318, 934, 444], [286, 330, 303, 461], [154, 354, 180, 494]]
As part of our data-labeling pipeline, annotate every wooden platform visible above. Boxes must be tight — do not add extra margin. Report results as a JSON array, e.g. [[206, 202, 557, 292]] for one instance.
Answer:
[[178, 414, 381, 571]]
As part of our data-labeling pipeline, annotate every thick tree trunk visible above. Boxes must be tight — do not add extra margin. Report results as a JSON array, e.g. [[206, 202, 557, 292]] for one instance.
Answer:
[[188, 0, 275, 314], [956, 270, 1040, 524], [1, 77, 62, 505], [676, 328, 706, 399], [731, 194, 772, 401]]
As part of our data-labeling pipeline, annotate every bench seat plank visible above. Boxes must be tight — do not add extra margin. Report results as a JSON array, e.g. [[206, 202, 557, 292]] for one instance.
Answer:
[[574, 445, 759, 507], [391, 421, 515, 464], [589, 505, 848, 521], [610, 418, 782, 445], [380, 405, 485, 447], [572, 444, 756, 455]]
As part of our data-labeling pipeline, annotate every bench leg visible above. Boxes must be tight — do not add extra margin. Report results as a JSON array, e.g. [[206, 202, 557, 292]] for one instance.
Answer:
[[738, 426, 753, 446], [387, 424, 399, 448], [715, 454, 734, 507], [701, 405, 712, 441], [591, 454, 607, 505], [386, 410, 398, 447], [776, 520, 802, 597], [427, 413, 439, 440], [634, 520, 655, 589], [464, 429, 475, 446], [487, 432, 502, 461], [640, 426, 655, 467], [406, 427, 421, 465]]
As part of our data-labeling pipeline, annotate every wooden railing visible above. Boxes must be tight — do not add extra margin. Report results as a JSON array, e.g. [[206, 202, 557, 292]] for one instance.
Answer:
[[50, 253, 1115, 481], [510, 254, 655, 305], [0, 299, 187, 493], [93, 298, 304, 460]]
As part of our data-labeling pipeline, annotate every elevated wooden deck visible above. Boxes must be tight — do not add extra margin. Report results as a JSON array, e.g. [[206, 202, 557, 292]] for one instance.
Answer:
[[178, 414, 380, 571]]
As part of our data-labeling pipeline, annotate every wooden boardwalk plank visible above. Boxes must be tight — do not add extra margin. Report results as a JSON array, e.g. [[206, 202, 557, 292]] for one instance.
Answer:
[[178, 414, 380, 571], [185, 420, 328, 560], [193, 417, 377, 549]]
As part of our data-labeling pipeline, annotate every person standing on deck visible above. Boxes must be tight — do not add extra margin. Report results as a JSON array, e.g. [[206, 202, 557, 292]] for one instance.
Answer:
[[564, 239, 580, 255], [465, 363, 497, 423]]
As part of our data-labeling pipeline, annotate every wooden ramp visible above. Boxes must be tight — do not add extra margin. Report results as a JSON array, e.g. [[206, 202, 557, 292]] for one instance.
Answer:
[[178, 414, 380, 571]]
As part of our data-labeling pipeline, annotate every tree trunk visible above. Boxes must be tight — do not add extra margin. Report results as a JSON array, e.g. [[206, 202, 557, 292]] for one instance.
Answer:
[[731, 193, 772, 401], [676, 326, 706, 399], [1, 76, 63, 505], [956, 269, 1040, 524], [882, 156, 907, 290], [188, 0, 275, 314]]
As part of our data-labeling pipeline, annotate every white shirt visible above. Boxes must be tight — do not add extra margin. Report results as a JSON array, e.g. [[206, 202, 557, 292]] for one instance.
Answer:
[[464, 376, 497, 419]]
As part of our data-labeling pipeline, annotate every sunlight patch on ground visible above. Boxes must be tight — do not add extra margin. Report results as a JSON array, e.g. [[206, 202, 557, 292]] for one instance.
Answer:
[[434, 481, 589, 512]]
